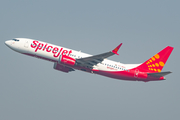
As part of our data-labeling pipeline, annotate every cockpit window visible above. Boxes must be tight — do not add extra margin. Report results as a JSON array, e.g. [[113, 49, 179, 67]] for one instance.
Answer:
[[12, 39, 19, 41]]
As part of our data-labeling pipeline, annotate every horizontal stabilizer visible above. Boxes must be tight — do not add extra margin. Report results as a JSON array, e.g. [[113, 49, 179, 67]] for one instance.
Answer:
[[147, 71, 172, 77]]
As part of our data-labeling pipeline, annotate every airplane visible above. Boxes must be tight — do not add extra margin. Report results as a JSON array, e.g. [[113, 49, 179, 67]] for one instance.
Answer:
[[5, 38, 174, 82]]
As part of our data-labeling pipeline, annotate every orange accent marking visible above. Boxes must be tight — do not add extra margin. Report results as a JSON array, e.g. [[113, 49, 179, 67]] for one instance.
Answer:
[[149, 60, 152, 62], [158, 69, 161, 72], [114, 48, 118, 52], [159, 61, 164, 67], [155, 63, 159, 67], [152, 64, 155, 67], [150, 65, 152, 67], [154, 54, 160, 59], [151, 68, 153, 71], [154, 69, 157, 71], [151, 57, 155, 61]]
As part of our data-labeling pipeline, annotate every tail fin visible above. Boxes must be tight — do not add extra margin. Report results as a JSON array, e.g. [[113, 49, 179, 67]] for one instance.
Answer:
[[136, 46, 174, 73]]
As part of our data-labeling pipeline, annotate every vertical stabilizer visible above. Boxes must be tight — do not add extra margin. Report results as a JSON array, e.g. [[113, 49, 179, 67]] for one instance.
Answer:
[[136, 46, 174, 73]]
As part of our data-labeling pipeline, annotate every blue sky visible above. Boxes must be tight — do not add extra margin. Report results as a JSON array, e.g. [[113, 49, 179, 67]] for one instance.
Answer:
[[1, 0, 180, 120]]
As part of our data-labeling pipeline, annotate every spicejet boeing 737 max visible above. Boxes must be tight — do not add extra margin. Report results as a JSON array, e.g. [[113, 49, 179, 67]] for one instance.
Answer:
[[5, 38, 174, 82]]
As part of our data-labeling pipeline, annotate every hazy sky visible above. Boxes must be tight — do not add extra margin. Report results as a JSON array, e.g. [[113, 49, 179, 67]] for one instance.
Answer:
[[1, 0, 180, 120]]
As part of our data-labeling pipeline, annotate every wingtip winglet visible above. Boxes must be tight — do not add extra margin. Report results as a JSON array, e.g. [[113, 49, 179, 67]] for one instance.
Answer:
[[112, 43, 122, 55]]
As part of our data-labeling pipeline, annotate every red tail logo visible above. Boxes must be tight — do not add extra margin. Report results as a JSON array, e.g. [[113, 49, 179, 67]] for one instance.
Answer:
[[136, 46, 174, 73]]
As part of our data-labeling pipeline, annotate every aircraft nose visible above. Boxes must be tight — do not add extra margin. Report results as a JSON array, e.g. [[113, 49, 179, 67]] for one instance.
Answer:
[[5, 41, 8, 45], [5, 40, 12, 47]]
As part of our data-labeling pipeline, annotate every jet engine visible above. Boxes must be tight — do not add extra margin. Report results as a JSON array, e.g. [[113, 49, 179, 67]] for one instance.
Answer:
[[53, 62, 74, 73], [58, 55, 77, 66]]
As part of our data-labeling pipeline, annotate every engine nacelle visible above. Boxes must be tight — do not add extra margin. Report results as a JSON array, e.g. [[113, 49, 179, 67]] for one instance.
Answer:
[[53, 62, 74, 73], [58, 55, 76, 66]]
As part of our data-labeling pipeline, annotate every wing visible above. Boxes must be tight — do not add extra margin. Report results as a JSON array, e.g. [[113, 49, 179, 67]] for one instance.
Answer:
[[76, 43, 122, 66]]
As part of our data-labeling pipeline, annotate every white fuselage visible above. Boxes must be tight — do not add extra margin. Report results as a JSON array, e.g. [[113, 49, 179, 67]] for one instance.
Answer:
[[6, 38, 139, 72]]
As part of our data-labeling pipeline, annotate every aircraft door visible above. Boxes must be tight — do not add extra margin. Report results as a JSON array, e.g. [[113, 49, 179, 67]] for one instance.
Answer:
[[134, 69, 139, 78], [24, 41, 29, 48]]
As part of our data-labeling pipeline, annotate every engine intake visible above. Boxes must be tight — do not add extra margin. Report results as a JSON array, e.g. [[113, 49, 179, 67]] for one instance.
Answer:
[[58, 55, 76, 66]]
